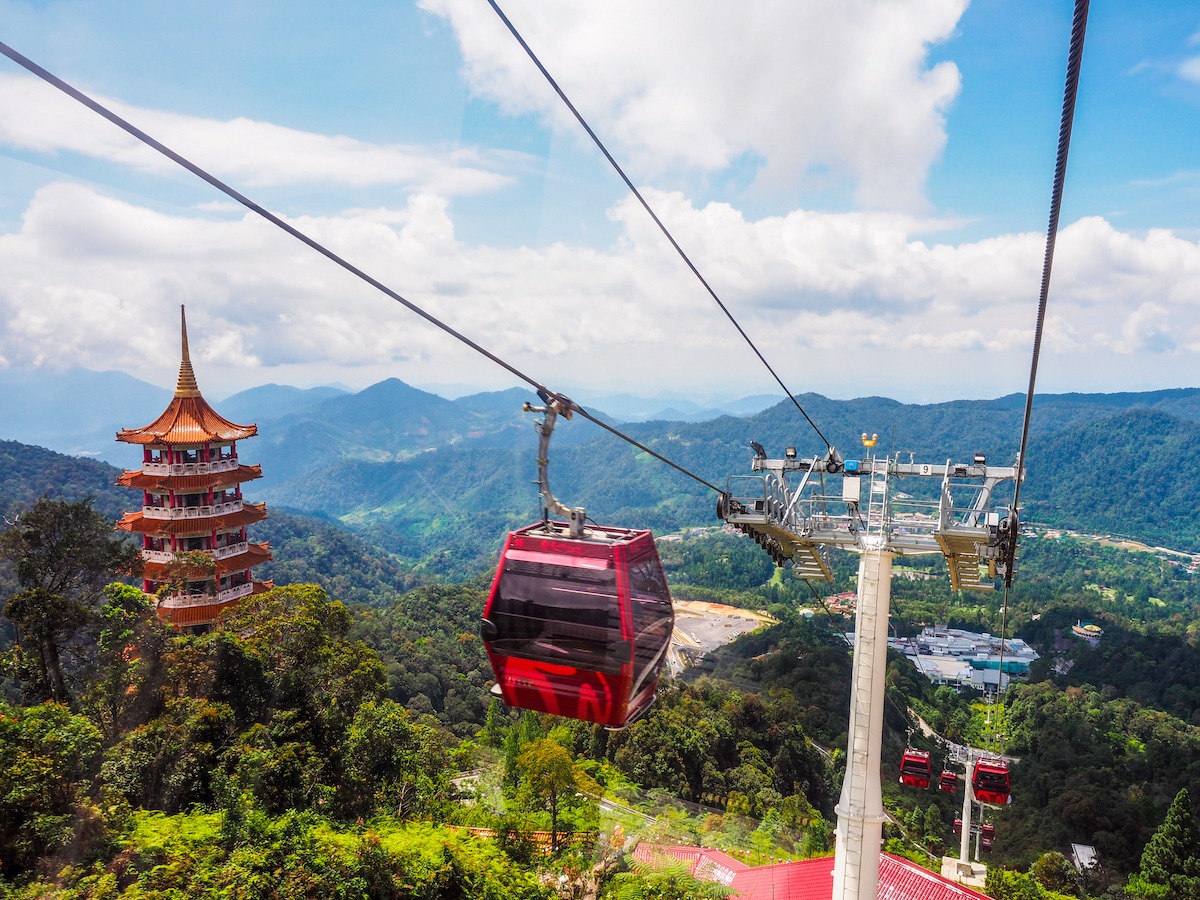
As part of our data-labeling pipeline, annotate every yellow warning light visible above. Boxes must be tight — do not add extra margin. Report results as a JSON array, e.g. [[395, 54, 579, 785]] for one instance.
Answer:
[[861, 433, 878, 448]]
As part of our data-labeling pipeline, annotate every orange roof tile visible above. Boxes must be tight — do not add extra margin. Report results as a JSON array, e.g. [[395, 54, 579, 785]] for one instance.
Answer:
[[154, 580, 272, 629], [116, 395, 257, 445], [142, 543, 272, 580], [116, 502, 268, 535], [116, 465, 263, 491]]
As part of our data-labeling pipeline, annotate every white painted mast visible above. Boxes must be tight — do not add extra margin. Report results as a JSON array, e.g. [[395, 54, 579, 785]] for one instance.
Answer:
[[719, 442, 1021, 898]]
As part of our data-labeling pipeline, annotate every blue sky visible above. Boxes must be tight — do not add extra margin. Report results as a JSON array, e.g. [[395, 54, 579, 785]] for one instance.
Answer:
[[1, 0, 1198, 405]]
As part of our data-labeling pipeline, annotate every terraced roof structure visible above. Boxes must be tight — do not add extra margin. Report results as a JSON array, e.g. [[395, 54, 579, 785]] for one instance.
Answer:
[[115, 306, 272, 630], [634, 845, 992, 900]]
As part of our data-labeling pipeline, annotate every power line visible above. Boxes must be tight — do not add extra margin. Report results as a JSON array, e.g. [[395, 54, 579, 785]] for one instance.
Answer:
[[0, 39, 722, 497], [486, 0, 833, 453]]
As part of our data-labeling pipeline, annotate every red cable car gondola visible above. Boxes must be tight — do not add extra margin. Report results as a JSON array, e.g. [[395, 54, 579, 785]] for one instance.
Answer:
[[482, 520, 674, 729], [971, 757, 1011, 805], [981, 823, 995, 851], [938, 770, 958, 792], [480, 392, 675, 729], [898, 748, 932, 789]]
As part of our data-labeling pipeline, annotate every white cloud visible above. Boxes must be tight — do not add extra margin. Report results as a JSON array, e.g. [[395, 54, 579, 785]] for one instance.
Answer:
[[420, 0, 966, 211], [0, 73, 510, 195], [2, 181, 1200, 402], [1094, 302, 1175, 354], [1179, 56, 1200, 85]]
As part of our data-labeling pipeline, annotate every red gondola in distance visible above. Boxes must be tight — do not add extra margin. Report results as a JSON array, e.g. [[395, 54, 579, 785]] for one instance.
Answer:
[[899, 748, 932, 789], [481, 520, 675, 730], [938, 770, 957, 792], [972, 757, 1012, 805], [981, 822, 995, 851]]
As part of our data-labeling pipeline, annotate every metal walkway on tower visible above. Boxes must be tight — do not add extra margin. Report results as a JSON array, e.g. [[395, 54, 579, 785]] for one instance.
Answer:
[[717, 448, 1021, 590]]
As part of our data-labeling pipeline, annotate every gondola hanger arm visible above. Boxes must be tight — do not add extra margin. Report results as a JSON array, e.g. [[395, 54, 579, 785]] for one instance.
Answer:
[[524, 392, 586, 537]]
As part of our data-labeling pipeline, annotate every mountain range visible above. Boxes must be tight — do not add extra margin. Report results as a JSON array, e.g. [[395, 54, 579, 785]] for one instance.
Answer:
[[4, 367, 1200, 575], [0, 368, 784, 470]]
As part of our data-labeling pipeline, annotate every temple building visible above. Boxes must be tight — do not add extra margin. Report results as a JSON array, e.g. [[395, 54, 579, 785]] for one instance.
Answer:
[[116, 307, 272, 629]]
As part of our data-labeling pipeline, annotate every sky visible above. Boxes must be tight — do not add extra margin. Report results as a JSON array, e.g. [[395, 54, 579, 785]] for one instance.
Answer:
[[1, 0, 1199, 407]]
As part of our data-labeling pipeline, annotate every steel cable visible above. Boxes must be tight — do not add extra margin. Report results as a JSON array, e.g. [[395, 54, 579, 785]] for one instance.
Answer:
[[0, 39, 723, 496], [486, 0, 833, 452], [1012, 0, 1090, 513]]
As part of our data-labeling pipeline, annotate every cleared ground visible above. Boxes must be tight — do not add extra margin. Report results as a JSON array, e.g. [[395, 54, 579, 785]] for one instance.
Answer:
[[668, 600, 776, 673]]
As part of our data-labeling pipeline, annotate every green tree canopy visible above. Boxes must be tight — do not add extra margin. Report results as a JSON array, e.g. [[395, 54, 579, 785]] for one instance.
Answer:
[[515, 737, 600, 852], [0, 497, 141, 703], [0, 700, 102, 878], [1128, 787, 1200, 899], [342, 698, 453, 820]]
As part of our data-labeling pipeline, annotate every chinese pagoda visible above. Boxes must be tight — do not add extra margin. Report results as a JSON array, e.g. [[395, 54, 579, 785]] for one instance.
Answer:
[[116, 306, 272, 629]]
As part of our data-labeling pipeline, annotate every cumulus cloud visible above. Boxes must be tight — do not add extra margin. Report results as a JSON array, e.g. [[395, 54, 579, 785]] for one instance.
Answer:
[[0, 73, 510, 195], [2, 180, 1200, 402], [1180, 56, 1200, 85], [1094, 302, 1175, 354], [420, 0, 965, 211]]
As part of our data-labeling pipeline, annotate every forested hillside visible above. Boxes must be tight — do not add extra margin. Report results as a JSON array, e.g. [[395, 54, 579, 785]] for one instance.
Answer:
[[6, 384, 1200, 898], [252, 385, 1200, 567]]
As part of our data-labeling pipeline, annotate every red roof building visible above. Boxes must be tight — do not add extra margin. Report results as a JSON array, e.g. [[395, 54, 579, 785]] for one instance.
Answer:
[[634, 844, 992, 900], [116, 307, 272, 629]]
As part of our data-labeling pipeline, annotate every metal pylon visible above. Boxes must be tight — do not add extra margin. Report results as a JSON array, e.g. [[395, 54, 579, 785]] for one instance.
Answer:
[[719, 445, 1021, 899]]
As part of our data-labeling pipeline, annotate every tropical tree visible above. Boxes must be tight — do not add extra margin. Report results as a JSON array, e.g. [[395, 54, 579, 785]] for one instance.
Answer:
[[82, 582, 170, 741], [515, 737, 600, 852], [604, 856, 732, 900], [342, 698, 453, 820], [0, 497, 141, 703], [984, 867, 1048, 900], [1127, 787, 1200, 899], [1029, 851, 1082, 896], [0, 700, 103, 878]]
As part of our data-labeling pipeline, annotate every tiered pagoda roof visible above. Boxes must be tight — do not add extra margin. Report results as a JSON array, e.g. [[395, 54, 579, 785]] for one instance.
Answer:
[[116, 502, 268, 535], [115, 306, 273, 631], [116, 464, 264, 492], [154, 581, 273, 629], [140, 542, 273, 580], [117, 312, 257, 445]]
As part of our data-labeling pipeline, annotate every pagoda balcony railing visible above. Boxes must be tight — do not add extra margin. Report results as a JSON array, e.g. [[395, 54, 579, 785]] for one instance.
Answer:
[[158, 581, 255, 609], [142, 458, 239, 477], [142, 500, 244, 520], [218, 581, 255, 603], [142, 541, 250, 564]]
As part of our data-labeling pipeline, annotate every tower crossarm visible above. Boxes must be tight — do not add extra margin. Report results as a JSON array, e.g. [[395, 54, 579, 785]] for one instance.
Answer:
[[718, 451, 1023, 590], [718, 473, 834, 580]]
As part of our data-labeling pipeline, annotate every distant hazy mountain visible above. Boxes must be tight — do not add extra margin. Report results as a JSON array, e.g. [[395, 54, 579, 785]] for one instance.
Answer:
[[5, 379, 1200, 589], [0, 367, 788, 468], [577, 391, 784, 422], [218, 383, 348, 424], [5, 366, 1200, 558], [0, 368, 170, 465]]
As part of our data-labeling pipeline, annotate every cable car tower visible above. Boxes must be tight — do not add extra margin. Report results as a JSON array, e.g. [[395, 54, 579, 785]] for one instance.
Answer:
[[718, 438, 1021, 900]]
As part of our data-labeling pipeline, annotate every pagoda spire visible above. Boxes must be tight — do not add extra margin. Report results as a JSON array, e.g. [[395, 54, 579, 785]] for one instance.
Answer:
[[175, 305, 201, 398]]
